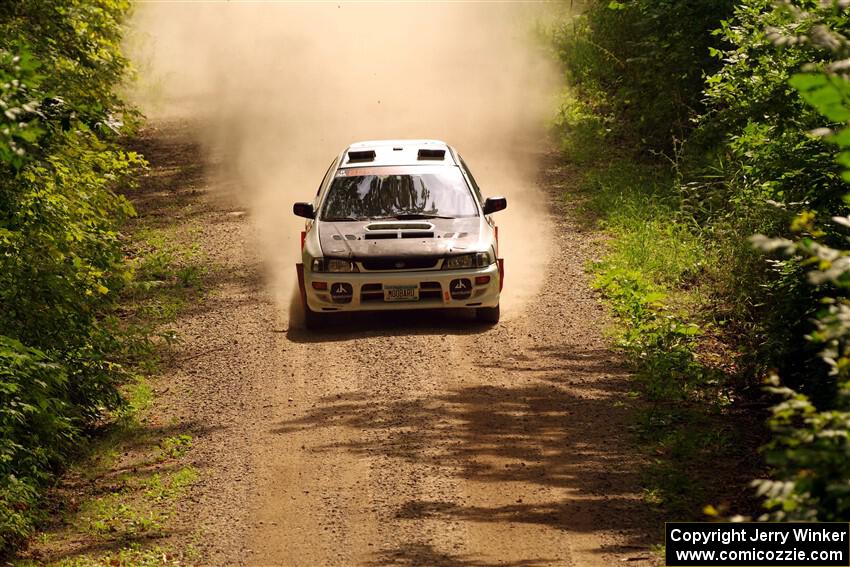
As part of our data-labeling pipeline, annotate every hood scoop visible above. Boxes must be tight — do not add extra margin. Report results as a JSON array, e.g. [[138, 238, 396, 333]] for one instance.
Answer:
[[365, 222, 433, 231], [364, 221, 435, 240], [365, 231, 434, 240]]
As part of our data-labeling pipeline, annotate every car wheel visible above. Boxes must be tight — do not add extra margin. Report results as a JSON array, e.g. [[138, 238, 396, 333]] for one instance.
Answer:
[[304, 305, 330, 330], [476, 304, 500, 325]]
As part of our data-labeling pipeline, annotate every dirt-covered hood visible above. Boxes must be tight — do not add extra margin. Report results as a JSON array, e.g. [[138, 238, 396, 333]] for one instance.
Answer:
[[317, 217, 490, 259]]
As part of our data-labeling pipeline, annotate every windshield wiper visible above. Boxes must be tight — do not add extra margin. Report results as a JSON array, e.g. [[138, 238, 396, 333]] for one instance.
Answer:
[[388, 213, 455, 220]]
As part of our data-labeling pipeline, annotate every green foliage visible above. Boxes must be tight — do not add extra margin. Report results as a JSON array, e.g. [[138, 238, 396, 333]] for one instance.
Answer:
[[584, 163, 710, 288], [157, 435, 192, 460], [594, 267, 704, 396], [551, 87, 611, 164], [0, 1, 137, 136], [697, 0, 846, 221], [0, 0, 141, 553], [0, 49, 44, 167], [552, 0, 735, 152], [0, 337, 74, 475], [554, 0, 850, 522], [733, 3, 850, 522], [757, 377, 850, 520], [82, 497, 164, 537], [583, 160, 742, 517], [688, 3, 850, 395], [144, 467, 198, 501], [577, 155, 717, 403], [752, 57, 850, 521]]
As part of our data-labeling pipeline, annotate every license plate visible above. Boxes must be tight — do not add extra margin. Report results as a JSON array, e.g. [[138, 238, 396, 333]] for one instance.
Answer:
[[384, 285, 419, 302]]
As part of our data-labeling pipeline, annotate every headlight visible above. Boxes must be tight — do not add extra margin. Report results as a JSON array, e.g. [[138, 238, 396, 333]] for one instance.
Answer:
[[443, 251, 493, 270], [311, 258, 359, 273]]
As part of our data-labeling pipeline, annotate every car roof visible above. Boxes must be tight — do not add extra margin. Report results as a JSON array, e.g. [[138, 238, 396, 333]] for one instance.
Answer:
[[339, 139, 458, 168]]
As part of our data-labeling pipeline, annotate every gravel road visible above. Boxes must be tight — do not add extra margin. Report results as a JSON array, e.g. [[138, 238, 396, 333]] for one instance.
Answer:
[[136, 121, 657, 567]]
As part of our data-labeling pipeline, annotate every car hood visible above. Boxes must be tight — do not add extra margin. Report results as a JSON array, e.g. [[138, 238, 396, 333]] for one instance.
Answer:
[[317, 217, 488, 259]]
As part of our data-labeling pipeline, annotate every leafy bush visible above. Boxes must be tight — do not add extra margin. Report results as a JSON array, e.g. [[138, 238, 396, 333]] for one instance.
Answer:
[[552, 0, 735, 152], [0, 0, 142, 552], [749, 6, 850, 520], [0, 338, 74, 549], [700, 0, 845, 208], [554, 0, 850, 521]]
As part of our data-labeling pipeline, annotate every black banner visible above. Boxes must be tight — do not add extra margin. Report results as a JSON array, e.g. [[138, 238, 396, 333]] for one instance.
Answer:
[[666, 522, 850, 566]]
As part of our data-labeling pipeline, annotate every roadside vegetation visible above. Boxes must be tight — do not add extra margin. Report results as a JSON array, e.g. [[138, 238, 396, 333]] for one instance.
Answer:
[[0, 1, 208, 560], [13, 204, 212, 565], [552, 0, 850, 522]]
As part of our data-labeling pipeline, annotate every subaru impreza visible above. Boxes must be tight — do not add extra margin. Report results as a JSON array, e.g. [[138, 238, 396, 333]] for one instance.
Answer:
[[293, 139, 506, 329]]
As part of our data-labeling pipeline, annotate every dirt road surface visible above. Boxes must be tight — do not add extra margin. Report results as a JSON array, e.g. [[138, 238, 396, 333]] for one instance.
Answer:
[[136, 121, 657, 566]]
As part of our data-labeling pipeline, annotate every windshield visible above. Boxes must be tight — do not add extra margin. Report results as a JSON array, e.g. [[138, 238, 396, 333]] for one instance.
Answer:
[[320, 165, 478, 220]]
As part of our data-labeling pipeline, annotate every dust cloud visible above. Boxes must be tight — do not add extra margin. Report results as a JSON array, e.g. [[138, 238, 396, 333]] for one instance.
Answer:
[[129, 2, 561, 321]]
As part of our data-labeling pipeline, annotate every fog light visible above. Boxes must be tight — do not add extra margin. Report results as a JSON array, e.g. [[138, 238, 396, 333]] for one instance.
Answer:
[[330, 282, 353, 303], [312, 281, 328, 291], [450, 278, 472, 300], [475, 276, 490, 286]]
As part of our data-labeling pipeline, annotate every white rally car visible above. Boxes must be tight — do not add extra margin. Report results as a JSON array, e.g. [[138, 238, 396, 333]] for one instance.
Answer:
[[293, 139, 506, 329]]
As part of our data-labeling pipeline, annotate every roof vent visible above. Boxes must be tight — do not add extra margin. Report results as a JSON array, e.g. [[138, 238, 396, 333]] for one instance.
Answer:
[[347, 150, 376, 163], [417, 149, 445, 160]]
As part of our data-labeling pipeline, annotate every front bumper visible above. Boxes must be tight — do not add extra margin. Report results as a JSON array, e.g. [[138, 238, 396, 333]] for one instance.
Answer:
[[298, 262, 501, 312]]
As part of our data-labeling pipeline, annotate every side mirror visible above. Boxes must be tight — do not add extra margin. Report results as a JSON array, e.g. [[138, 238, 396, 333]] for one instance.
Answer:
[[293, 202, 315, 219], [482, 197, 507, 215]]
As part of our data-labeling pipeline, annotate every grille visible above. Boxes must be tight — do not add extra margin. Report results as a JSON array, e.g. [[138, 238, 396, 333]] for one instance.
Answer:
[[359, 257, 439, 271], [420, 281, 442, 300]]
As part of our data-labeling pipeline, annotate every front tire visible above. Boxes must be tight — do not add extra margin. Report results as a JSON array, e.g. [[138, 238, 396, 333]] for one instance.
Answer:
[[476, 304, 500, 325], [304, 304, 331, 330]]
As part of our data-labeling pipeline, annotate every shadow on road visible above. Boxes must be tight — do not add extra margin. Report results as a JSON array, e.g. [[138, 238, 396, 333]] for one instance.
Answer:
[[365, 543, 552, 567], [286, 308, 495, 343], [271, 342, 657, 556]]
